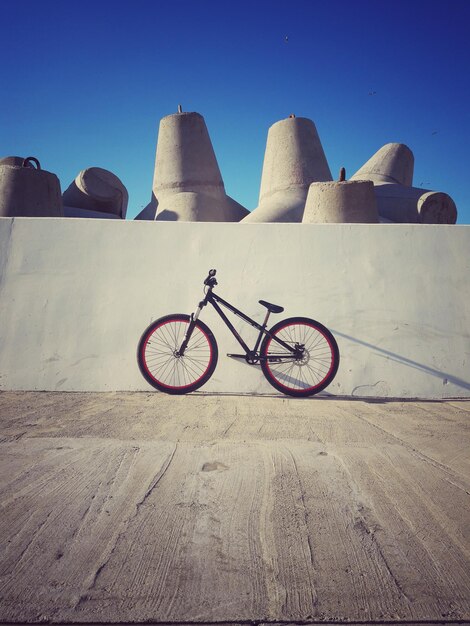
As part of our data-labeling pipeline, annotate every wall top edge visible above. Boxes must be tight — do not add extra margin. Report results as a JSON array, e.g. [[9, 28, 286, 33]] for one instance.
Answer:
[[1, 216, 470, 230]]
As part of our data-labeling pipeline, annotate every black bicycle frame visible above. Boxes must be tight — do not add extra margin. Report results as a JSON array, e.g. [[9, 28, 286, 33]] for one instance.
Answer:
[[179, 286, 297, 360]]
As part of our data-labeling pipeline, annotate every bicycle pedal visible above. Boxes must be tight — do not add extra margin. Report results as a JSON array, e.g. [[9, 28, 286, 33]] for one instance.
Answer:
[[227, 353, 246, 359]]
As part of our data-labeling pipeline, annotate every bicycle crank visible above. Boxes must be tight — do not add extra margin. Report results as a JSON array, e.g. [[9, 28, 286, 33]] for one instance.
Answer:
[[226, 351, 259, 364]]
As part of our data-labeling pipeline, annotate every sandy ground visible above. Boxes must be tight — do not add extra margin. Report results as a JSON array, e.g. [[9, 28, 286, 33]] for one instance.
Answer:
[[0, 391, 469, 625]]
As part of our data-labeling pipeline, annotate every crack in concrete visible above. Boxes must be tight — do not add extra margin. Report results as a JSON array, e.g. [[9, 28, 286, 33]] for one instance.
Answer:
[[0, 510, 53, 579], [349, 410, 470, 495], [355, 514, 413, 606], [288, 449, 318, 608], [137, 442, 178, 509], [73, 443, 178, 610], [221, 419, 237, 437]]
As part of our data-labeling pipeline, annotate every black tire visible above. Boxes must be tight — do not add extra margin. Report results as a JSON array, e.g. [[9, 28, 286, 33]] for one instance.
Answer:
[[137, 314, 218, 394], [260, 316, 339, 397]]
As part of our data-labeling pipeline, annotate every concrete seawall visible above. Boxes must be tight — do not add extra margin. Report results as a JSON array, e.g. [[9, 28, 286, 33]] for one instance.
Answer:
[[0, 217, 469, 398]]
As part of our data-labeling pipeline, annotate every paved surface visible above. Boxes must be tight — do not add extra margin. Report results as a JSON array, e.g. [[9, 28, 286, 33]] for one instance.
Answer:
[[0, 392, 469, 625]]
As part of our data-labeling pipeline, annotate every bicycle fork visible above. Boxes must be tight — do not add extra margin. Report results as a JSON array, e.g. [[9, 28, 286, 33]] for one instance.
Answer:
[[177, 299, 206, 356]]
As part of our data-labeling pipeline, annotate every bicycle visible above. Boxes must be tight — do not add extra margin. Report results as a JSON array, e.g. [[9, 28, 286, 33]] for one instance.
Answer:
[[137, 269, 340, 397]]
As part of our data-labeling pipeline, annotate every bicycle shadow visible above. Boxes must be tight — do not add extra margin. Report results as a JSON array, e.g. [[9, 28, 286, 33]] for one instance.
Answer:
[[331, 329, 470, 393], [222, 330, 470, 400]]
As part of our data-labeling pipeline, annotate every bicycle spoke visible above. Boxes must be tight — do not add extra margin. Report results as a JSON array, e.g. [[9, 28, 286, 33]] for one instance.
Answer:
[[140, 317, 216, 393], [262, 319, 337, 394], [180, 355, 205, 378]]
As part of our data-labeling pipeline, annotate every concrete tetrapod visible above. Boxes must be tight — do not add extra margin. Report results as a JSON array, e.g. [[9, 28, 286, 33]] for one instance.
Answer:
[[351, 143, 457, 223], [351, 143, 414, 186], [0, 157, 63, 217], [303, 180, 379, 223], [0, 156, 36, 168], [370, 184, 457, 224], [148, 111, 248, 222], [62, 167, 128, 219], [242, 116, 332, 223]]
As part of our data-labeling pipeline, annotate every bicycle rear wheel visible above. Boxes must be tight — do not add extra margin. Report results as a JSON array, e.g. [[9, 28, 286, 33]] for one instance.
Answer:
[[260, 316, 339, 397], [137, 314, 218, 394]]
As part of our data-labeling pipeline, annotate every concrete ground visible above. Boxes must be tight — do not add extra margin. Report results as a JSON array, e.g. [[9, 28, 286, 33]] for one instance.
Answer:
[[0, 392, 469, 626]]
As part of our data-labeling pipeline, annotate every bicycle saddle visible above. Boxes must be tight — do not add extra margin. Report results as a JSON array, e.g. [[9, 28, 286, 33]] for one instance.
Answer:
[[259, 299, 284, 314]]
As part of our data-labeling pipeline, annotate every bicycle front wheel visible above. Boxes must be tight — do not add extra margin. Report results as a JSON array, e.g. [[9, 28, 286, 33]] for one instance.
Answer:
[[137, 314, 218, 394], [260, 317, 339, 397]]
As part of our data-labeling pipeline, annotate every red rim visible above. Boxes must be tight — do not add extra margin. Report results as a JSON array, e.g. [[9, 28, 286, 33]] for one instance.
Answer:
[[264, 321, 336, 392], [141, 319, 213, 390]]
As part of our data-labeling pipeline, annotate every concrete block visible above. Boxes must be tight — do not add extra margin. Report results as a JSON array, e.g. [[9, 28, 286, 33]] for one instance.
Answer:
[[0, 156, 35, 167], [155, 192, 249, 222], [153, 111, 249, 222], [351, 144, 457, 223], [418, 191, 458, 224], [0, 158, 63, 217], [303, 180, 379, 223], [153, 112, 224, 198], [62, 167, 128, 219], [154, 192, 225, 222], [63, 207, 121, 220], [372, 183, 457, 224], [242, 187, 309, 224], [351, 143, 414, 186], [242, 116, 332, 223]]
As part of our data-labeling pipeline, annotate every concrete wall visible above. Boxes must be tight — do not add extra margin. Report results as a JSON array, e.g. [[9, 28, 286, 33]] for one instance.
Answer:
[[0, 217, 469, 398]]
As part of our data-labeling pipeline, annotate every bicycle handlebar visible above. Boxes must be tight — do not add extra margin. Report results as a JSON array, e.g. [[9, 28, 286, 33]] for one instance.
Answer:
[[204, 269, 217, 287]]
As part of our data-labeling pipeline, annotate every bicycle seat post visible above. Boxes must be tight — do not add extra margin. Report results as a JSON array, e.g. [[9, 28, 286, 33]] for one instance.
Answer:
[[249, 307, 271, 357], [262, 309, 271, 330]]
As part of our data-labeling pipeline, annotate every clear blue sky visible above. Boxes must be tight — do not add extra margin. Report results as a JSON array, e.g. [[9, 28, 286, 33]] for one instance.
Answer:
[[1, 0, 469, 222]]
